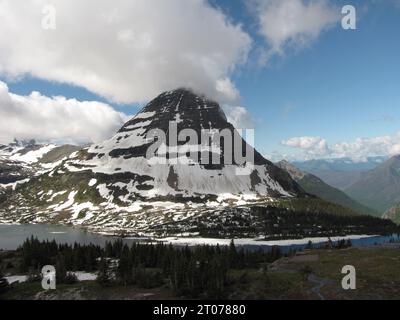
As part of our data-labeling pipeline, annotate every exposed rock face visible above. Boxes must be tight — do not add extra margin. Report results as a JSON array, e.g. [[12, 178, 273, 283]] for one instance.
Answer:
[[383, 203, 400, 224]]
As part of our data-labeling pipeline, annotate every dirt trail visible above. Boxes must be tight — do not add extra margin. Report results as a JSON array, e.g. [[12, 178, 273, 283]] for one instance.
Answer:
[[308, 274, 335, 300]]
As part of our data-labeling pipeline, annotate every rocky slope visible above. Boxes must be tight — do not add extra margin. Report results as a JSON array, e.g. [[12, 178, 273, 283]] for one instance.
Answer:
[[383, 203, 400, 225]]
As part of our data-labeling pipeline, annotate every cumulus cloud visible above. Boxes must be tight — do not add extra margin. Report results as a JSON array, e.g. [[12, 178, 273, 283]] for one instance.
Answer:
[[0, 0, 251, 104], [0, 81, 128, 145], [282, 133, 400, 160], [222, 105, 255, 129], [282, 136, 329, 158], [330, 134, 400, 160], [250, 0, 340, 62]]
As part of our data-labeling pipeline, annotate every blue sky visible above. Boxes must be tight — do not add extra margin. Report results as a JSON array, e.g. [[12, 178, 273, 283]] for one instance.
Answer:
[[1, 0, 400, 160]]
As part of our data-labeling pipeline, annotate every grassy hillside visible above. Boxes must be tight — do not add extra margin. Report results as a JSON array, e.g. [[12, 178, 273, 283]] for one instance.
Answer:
[[39, 145, 82, 163]]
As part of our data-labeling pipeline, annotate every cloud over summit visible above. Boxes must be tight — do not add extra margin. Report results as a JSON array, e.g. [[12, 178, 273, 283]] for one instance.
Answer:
[[0, 0, 251, 104]]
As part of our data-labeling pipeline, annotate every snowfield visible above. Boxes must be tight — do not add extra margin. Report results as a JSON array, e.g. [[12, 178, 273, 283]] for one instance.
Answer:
[[9, 145, 57, 164], [5, 272, 97, 285], [155, 235, 377, 247]]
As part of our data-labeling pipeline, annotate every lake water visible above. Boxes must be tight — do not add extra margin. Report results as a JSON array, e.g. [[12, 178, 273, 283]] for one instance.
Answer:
[[264, 234, 400, 254], [0, 224, 132, 250], [0, 223, 399, 252]]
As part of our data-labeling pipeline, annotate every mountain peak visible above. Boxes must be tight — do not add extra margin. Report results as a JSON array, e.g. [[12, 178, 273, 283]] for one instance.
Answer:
[[388, 154, 400, 164], [119, 88, 227, 135], [159, 87, 210, 99], [276, 160, 306, 180], [72, 88, 304, 200]]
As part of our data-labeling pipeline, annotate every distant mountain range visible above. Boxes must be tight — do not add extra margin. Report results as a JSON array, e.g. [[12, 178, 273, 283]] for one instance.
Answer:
[[293, 157, 387, 190], [293, 155, 400, 220], [276, 160, 377, 216], [345, 155, 400, 214]]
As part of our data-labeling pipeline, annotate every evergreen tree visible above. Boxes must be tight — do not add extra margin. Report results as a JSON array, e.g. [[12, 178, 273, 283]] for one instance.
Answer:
[[15, 236, 287, 298], [117, 246, 133, 286], [97, 257, 111, 287], [64, 272, 78, 284], [228, 239, 238, 268], [55, 254, 67, 283]]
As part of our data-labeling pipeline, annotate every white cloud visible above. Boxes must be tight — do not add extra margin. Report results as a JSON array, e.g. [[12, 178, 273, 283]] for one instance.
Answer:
[[250, 0, 339, 62], [216, 78, 241, 102], [0, 81, 128, 145], [0, 0, 251, 104], [222, 105, 255, 129], [330, 134, 400, 160], [282, 136, 329, 158], [282, 133, 400, 160]]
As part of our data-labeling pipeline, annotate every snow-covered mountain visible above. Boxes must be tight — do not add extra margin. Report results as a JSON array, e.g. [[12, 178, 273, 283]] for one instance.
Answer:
[[0, 89, 304, 233], [1, 90, 396, 238], [0, 141, 55, 190], [0, 141, 80, 193], [0, 141, 56, 164], [72, 89, 301, 199]]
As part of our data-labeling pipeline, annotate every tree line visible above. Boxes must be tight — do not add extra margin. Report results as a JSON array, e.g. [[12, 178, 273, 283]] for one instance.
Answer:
[[16, 237, 283, 298], [159, 205, 400, 239]]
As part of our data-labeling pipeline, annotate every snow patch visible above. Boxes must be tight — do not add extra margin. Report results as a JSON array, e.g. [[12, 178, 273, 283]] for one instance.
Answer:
[[9, 145, 57, 164], [52, 191, 77, 211], [74, 272, 97, 281], [5, 275, 28, 284]]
